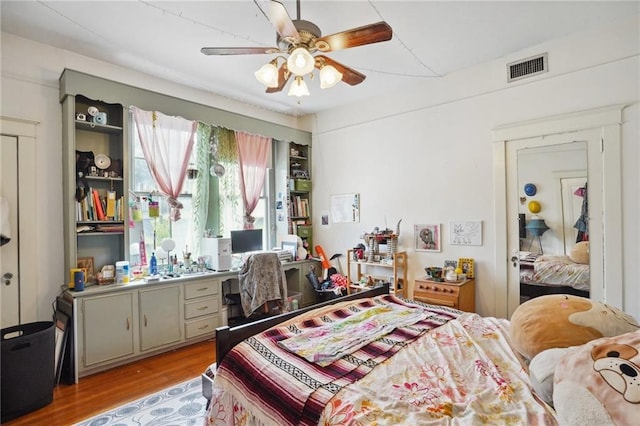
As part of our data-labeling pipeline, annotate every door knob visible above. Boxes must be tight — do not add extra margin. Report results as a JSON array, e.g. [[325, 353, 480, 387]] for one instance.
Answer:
[[510, 256, 518, 267], [3, 272, 13, 285]]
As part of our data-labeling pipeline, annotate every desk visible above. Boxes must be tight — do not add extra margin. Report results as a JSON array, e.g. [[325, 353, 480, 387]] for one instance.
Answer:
[[61, 258, 320, 382]]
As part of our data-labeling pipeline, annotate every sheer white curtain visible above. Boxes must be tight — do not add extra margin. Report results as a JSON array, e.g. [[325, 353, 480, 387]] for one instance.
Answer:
[[235, 131, 271, 229], [132, 107, 197, 221]]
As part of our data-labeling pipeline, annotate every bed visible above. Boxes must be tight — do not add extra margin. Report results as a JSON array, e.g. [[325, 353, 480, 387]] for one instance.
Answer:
[[519, 251, 590, 300], [204, 284, 558, 425]]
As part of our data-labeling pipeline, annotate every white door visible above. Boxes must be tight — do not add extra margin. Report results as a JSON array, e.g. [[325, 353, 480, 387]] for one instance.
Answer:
[[1, 135, 20, 328]]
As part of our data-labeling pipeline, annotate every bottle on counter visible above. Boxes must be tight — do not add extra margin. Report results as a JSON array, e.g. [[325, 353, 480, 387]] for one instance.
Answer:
[[150, 252, 158, 275]]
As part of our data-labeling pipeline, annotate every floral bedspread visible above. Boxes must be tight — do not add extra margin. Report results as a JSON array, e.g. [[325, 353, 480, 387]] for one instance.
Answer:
[[204, 299, 556, 425], [532, 255, 590, 290], [317, 313, 557, 425]]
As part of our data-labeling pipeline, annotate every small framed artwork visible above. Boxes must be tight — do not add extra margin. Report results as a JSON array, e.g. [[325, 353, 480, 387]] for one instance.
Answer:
[[282, 241, 297, 260], [414, 224, 441, 252], [450, 220, 482, 246], [53, 310, 70, 385], [77, 257, 95, 285], [457, 258, 475, 279], [444, 260, 457, 269]]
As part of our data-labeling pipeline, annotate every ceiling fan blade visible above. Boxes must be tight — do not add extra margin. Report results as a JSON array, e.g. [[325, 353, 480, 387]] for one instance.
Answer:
[[201, 47, 279, 55], [254, 0, 300, 44], [266, 63, 291, 93], [315, 21, 392, 52], [315, 55, 366, 86]]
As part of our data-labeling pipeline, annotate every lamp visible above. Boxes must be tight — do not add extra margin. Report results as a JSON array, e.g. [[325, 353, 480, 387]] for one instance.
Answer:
[[286, 47, 315, 76], [254, 60, 279, 88], [319, 64, 343, 89], [525, 217, 550, 254], [288, 76, 310, 97]]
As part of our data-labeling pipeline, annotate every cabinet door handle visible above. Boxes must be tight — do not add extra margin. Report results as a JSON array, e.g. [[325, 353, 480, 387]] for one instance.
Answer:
[[198, 324, 209, 330], [197, 287, 208, 292], [126, 317, 130, 330], [198, 306, 208, 311], [144, 314, 148, 327]]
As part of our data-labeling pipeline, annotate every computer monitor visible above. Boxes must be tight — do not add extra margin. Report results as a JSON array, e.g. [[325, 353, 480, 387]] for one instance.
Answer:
[[230, 229, 264, 254]]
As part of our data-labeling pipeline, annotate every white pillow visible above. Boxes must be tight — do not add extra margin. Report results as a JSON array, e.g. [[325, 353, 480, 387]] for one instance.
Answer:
[[529, 347, 571, 406]]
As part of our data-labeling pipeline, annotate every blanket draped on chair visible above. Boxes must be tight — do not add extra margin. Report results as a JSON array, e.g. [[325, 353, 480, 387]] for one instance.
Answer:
[[238, 252, 287, 317]]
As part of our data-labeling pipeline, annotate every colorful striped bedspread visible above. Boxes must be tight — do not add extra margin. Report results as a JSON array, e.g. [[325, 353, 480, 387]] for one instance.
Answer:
[[206, 295, 458, 425], [204, 295, 556, 425]]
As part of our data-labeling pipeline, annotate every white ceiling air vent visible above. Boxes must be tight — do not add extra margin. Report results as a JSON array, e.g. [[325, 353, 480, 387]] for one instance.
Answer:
[[507, 53, 548, 82]]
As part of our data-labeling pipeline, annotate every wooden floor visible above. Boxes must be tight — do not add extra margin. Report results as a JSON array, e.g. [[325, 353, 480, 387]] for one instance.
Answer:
[[5, 339, 215, 425]]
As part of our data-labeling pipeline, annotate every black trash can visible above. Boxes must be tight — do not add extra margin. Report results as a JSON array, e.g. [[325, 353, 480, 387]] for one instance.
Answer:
[[1, 321, 55, 422]]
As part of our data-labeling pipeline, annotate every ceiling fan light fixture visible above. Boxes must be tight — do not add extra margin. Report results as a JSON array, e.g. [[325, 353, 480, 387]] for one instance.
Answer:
[[287, 47, 314, 76], [320, 64, 343, 89], [288, 76, 310, 97], [255, 61, 279, 88]]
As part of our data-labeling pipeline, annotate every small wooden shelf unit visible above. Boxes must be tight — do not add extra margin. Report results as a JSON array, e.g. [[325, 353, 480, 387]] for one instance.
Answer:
[[346, 250, 407, 298]]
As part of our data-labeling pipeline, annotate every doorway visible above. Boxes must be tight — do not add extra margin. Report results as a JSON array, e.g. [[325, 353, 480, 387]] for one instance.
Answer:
[[492, 105, 624, 318], [1, 117, 39, 327]]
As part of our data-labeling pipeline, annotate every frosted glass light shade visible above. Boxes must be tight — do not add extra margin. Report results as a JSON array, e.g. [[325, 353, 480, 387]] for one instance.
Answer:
[[254, 62, 279, 88], [320, 65, 343, 89], [288, 76, 310, 97], [287, 47, 315, 76]]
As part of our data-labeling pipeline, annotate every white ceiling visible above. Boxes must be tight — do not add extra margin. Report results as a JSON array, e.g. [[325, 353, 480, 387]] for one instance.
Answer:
[[1, 1, 637, 116]]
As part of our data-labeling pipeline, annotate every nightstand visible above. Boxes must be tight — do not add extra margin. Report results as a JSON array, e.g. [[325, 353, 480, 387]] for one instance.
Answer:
[[413, 278, 475, 312]]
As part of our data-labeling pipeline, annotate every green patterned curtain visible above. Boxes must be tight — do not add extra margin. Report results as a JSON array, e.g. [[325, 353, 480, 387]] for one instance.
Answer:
[[191, 122, 212, 257], [214, 127, 242, 234]]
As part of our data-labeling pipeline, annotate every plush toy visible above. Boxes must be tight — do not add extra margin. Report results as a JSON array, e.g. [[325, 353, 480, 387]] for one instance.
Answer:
[[510, 294, 638, 360], [553, 330, 640, 425], [296, 236, 309, 260]]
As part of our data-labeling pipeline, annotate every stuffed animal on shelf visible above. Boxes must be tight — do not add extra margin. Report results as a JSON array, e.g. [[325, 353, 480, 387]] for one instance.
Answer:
[[296, 236, 309, 260]]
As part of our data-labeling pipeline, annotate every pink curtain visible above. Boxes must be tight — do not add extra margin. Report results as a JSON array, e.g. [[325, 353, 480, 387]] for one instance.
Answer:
[[132, 107, 197, 221], [235, 131, 271, 229]]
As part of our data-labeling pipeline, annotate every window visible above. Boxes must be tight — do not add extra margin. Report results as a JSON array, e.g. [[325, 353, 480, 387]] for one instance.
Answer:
[[130, 129, 198, 263], [129, 116, 272, 268]]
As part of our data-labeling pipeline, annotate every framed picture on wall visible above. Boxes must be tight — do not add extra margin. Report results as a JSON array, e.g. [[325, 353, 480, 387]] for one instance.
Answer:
[[414, 224, 441, 252]]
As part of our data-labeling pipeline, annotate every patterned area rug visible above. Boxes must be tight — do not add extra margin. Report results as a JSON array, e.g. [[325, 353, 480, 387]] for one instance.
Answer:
[[75, 377, 205, 426]]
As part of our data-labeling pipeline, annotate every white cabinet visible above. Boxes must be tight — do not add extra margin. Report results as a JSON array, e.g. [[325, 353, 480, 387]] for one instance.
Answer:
[[72, 276, 223, 379], [139, 285, 181, 351], [82, 292, 134, 367]]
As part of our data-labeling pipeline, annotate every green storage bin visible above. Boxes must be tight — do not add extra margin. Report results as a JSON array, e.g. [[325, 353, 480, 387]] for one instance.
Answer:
[[294, 179, 312, 192], [296, 225, 312, 238]]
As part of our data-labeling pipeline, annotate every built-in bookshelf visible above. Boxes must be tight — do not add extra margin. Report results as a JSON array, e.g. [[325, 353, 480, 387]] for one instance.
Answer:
[[275, 141, 313, 255], [61, 89, 129, 282]]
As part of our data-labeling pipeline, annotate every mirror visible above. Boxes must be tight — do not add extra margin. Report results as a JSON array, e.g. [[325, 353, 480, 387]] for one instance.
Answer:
[[516, 142, 589, 305]]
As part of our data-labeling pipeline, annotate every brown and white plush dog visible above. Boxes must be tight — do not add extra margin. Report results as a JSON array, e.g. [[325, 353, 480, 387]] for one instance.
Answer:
[[554, 330, 640, 425], [592, 342, 640, 404]]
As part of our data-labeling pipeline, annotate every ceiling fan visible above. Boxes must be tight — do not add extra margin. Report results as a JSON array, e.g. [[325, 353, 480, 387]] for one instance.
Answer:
[[201, 0, 393, 96]]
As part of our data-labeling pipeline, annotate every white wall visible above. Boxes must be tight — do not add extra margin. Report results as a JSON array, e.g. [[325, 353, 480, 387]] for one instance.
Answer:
[[311, 15, 639, 319]]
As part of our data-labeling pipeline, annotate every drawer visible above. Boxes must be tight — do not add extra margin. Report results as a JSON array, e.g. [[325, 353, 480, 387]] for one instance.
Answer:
[[184, 280, 219, 300], [296, 225, 312, 238], [414, 281, 461, 297], [184, 296, 219, 320], [185, 315, 219, 339], [294, 179, 312, 192]]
